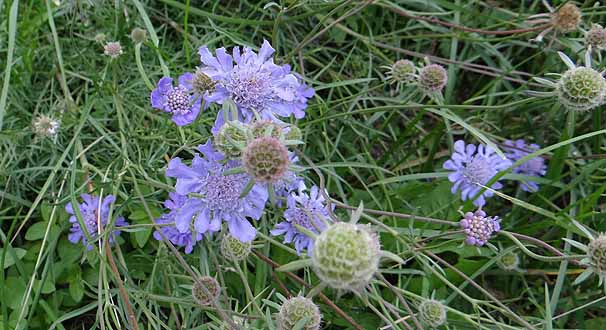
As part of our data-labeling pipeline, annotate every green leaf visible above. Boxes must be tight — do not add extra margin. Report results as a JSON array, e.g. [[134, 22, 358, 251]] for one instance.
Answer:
[[1, 248, 26, 269], [276, 259, 313, 272], [25, 221, 60, 241]]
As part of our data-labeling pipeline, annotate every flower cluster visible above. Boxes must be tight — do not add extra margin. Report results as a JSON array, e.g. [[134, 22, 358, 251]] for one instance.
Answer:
[[66, 194, 128, 250], [460, 209, 500, 247]]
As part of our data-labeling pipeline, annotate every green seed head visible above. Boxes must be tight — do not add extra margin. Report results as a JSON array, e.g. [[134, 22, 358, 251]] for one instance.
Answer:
[[389, 59, 417, 85], [557, 67, 606, 111], [250, 120, 284, 139], [192, 276, 220, 306], [220, 233, 252, 262], [214, 121, 249, 158], [497, 252, 520, 271], [311, 222, 380, 291], [285, 125, 302, 141], [130, 27, 147, 43], [418, 64, 448, 93], [419, 299, 447, 328], [588, 234, 606, 277], [277, 296, 322, 330]]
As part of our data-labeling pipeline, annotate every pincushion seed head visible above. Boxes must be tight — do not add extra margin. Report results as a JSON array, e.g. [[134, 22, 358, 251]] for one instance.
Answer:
[[32, 115, 60, 138], [94, 33, 106, 43], [130, 28, 147, 44], [389, 59, 417, 85], [557, 67, 606, 111], [277, 296, 322, 330], [192, 276, 220, 306], [588, 234, 606, 278], [586, 24, 606, 50], [460, 209, 500, 247], [250, 120, 284, 139], [419, 300, 447, 328], [220, 233, 252, 261], [498, 251, 520, 271], [192, 68, 216, 95], [214, 121, 248, 158], [242, 136, 290, 183], [551, 3, 581, 33], [311, 222, 380, 291], [418, 64, 448, 93], [103, 41, 123, 59]]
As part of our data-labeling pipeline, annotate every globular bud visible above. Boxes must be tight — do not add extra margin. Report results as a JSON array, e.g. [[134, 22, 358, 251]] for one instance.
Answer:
[[192, 68, 216, 95], [242, 137, 290, 183], [104, 41, 123, 59], [551, 3, 581, 33], [130, 27, 147, 44], [250, 120, 284, 139], [311, 222, 380, 291], [460, 210, 500, 247], [32, 115, 60, 138], [214, 121, 249, 158], [497, 251, 520, 271], [586, 24, 606, 50], [389, 59, 417, 85], [557, 67, 606, 111], [587, 234, 606, 278], [418, 64, 448, 93], [285, 125, 302, 141], [220, 233, 252, 261], [277, 296, 322, 330], [418, 300, 447, 328], [192, 276, 220, 306], [94, 33, 106, 43]]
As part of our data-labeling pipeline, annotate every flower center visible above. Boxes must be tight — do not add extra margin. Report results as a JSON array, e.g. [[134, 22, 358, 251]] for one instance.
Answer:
[[204, 173, 246, 211], [289, 209, 314, 230], [83, 211, 99, 235], [463, 156, 494, 184], [226, 70, 272, 110], [166, 87, 191, 115]]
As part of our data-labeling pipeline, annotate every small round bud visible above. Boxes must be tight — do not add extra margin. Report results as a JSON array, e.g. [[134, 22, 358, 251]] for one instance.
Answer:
[[557, 67, 606, 111], [94, 33, 106, 43], [192, 276, 220, 306], [220, 233, 252, 261], [130, 28, 147, 43], [277, 296, 322, 330], [242, 137, 290, 184], [192, 68, 216, 95], [419, 300, 447, 328], [32, 115, 60, 138], [104, 41, 123, 59], [418, 64, 448, 93], [497, 251, 520, 271], [389, 59, 417, 85], [311, 222, 380, 291], [214, 121, 248, 158], [460, 210, 500, 247], [588, 234, 606, 278], [586, 24, 606, 50], [551, 3, 581, 33], [250, 120, 284, 139], [285, 125, 302, 141]]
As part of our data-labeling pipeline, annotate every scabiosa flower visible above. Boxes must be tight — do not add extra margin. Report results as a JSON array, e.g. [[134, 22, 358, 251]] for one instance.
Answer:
[[65, 194, 128, 250], [153, 192, 203, 254], [166, 140, 268, 242], [271, 186, 331, 256], [32, 114, 60, 138], [530, 51, 606, 112], [277, 296, 322, 330], [197, 40, 314, 125], [443, 140, 511, 207], [586, 24, 606, 50], [503, 139, 547, 192], [103, 41, 123, 59], [459, 209, 500, 247], [150, 73, 202, 126], [418, 63, 448, 93], [242, 136, 290, 184]]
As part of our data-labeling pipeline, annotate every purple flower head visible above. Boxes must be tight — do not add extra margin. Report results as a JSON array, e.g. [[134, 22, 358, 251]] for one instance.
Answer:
[[166, 140, 268, 242], [443, 140, 512, 207], [271, 185, 333, 256], [65, 194, 128, 250], [460, 209, 500, 246], [503, 139, 547, 192], [150, 73, 202, 126], [153, 192, 204, 254], [198, 40, 314, 128]]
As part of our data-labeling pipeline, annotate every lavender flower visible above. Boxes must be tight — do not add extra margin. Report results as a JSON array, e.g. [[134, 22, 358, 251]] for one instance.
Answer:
[[166, 140, 268, 242], [443, 140, 512, 207], [153, 192, 203, 254], [503, 139, 547, 192], [271, 186, 332, 255], [197, 40, 314, 130], [65, 194, 128, 250], [460, 209, 500, 246], [150, 73, 201, 126]]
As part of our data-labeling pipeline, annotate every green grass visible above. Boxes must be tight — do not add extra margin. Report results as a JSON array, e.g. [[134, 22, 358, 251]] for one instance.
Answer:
[[1, 0, 606, 329]]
